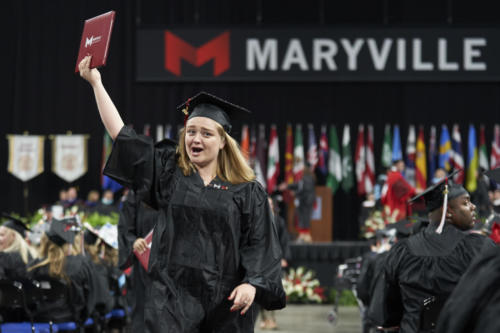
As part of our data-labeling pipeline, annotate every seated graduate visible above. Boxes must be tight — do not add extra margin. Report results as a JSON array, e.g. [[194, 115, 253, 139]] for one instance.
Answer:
[[436, 167, 500, 333], [27, 217, 99, 323], [0, 214, 38, 280], [367, 170, 496, 333]]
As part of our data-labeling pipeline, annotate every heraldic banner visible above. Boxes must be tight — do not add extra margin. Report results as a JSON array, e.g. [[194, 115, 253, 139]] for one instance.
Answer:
[[7, 135, 45, 182], [51, 134, 88, 182]]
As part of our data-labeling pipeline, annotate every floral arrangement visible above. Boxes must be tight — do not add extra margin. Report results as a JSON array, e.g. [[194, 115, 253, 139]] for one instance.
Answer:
[[282, 266, 326, 303], [361, 205, 398, 239]]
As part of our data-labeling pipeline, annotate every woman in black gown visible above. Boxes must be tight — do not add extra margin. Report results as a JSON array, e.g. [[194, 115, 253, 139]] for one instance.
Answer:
[[79, 56, 285, 332]]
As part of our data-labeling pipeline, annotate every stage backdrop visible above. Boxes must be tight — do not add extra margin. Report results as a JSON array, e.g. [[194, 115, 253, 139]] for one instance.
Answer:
[[3, 0, 500, 240]]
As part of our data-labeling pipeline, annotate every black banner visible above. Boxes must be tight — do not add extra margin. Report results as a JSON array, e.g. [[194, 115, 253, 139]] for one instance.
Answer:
[[136, 28, 500, 82]]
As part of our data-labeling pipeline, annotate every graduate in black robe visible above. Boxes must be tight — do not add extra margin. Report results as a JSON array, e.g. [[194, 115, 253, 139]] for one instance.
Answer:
[[436, 167, 500, 333], [0, 214, 37, 280], [79, 56, 285, 333], [118, 189, 158, 330], [367, 171, 495, 332]]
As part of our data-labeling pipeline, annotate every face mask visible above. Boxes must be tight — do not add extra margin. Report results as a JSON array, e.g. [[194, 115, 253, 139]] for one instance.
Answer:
[[102, 198, 113, 205]]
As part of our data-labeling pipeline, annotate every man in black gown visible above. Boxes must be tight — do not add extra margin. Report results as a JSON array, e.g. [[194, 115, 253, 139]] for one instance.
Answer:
[[367, 172, 495, 332]]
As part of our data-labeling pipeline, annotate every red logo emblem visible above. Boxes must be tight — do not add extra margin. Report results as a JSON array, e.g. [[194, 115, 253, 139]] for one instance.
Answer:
[[164, 31, 230, 76]]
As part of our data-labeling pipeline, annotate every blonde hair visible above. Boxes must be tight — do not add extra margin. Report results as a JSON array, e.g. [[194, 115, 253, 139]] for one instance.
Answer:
[[3, 228, 38, 264], [28, 235, 69, 282], [177, 124, 255, 184]]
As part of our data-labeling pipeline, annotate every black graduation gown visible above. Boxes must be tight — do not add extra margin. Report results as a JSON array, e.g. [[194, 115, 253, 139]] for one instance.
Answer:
[[29, 255, 99, 323], [118, 190, 158, 331], [288, 173, 316, 229], [436, 243, 500, 333], [104, 126, 286, 333], [367, 223, 493, 333], [275, 215, 291, 262], [0, 252, 31, 280]]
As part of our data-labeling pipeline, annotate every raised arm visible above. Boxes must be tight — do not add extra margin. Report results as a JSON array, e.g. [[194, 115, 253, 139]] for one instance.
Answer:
[[78, 56, 124, 139]]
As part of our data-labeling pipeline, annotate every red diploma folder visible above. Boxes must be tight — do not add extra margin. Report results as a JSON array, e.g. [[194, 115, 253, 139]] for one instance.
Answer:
[[134, 228, 154, 270], [75, 11, 115, 72]]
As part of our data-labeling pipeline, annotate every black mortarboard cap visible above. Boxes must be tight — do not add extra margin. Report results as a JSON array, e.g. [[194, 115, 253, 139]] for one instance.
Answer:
[[46, 217, 80, 246], [408, 169, 467, 212], [176, 91, 251, 134], [1, 213, 30, 237]]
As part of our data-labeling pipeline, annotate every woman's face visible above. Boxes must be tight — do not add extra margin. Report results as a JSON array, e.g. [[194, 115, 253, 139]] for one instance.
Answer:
[[0, 226, 15, 251], [185, 117, 225, 169]]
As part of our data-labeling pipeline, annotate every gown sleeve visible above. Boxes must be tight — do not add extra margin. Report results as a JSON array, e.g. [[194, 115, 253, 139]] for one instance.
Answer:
[[238, 182, 286, 310], [118, 190, 139, 270], [103, 126, 178, 209], [367, 243, 405, 327]]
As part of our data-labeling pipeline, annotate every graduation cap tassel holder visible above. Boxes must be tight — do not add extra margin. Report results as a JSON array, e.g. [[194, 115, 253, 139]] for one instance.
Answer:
[[436, 178, 449, 234]]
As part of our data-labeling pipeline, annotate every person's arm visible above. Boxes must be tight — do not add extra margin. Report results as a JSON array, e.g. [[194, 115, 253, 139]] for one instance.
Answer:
[[78, 56, 124, 139]]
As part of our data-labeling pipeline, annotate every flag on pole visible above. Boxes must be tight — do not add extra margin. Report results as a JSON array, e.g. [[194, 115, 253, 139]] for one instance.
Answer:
[[439, 125, 452, 171], [326, 125, 342, 193], [466, 124, 478, 192], [491, 125, 500, 170], [101, 132, 123, 192], [143, 124, 151, 137], [392, 125, 402, 162], [479, 125, 489, 171], [381, 124, 392, 169], [284, 124, 294, 184], [156, 125, 164, 142], [355, 124, 366, 196], [293, 124, 305, 182], [267, 125, 280, 194], [250, 126, 257, 169], [450, 124, 464, 184], [255, 124, 267, 188], [341, 125, 354, 192], [164, 124, 173, 139], [365, 125, 375, 194], [415, 126, 427, 190], [307, 124, 318, 170], [317, 125, 329, 176], [240, 124, 250, 162], [429, 125, 438, 182], [405, 125, 416, 186]]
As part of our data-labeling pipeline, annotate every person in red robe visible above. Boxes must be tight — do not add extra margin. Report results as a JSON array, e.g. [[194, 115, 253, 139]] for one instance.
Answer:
[[381, 160, 417, 221]]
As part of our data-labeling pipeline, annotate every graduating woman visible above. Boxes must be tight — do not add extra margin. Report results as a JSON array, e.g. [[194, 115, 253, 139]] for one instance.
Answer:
[[79, 56, 285, 332], [0, 214, 38, 280]]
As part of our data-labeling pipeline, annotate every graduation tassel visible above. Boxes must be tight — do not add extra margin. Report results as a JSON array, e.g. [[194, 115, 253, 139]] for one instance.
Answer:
[[436, 177, 449, 234]]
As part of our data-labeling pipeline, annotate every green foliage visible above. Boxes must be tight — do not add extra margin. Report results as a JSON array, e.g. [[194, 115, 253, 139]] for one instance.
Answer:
[[326, 289, 358, 306], [85, 211, 119, 227]]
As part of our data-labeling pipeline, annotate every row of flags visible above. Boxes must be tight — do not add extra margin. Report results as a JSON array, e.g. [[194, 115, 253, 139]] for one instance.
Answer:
[[124, 122, 500, 197]]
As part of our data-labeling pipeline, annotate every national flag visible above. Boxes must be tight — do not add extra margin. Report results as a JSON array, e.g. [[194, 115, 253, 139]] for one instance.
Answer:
[[439, 125, 452, 171], [164, 124, 173, 139], [143, 124, 151, 136], [101, 132, 123, 192], [267, 125, 280, 194], [240, 124, 250, 162], [491, 125, 500, 170], [428, 125, 438, 182], [249, 126, 257, 169], [365, 125, 375, 194], [450, 124, 464, 184], [326, 125, 342, 193], [341, 125, 354, 192], [284, 124, 294, 184], [317, 125, 329, 176], [479, 125, 489, 171], [156, 125, 164, 142], [255, 124, 267, 188], [392, 125, 402, 162], [293, 124, 305, 182], [307, 124, 318, 170], [466, 124, 478, 192], [405, 125, 416, 186], [415, 126, 427, 190], [381, 124, 392, 169], [355, 124, 366, 196]]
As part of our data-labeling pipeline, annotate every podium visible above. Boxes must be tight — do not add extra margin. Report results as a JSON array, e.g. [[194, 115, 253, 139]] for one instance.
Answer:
[[286, 186, 333, 242]]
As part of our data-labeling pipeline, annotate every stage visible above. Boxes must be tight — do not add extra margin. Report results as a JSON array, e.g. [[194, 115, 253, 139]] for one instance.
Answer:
[[289, 241, 370, 287]]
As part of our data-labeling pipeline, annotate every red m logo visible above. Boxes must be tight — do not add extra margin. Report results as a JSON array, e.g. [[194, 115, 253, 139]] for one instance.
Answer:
[[164, 31, 230, 76]]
